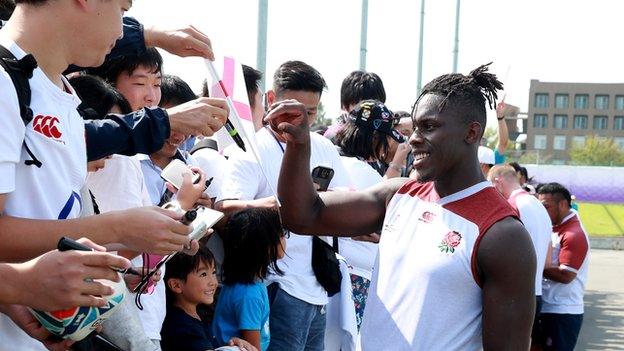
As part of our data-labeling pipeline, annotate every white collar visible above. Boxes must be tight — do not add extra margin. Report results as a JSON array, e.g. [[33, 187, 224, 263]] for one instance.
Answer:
[[437, 181, 492, 206]]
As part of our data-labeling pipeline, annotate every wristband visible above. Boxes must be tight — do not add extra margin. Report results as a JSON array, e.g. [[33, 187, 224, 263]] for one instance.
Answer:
[[497, 116, 505, 120]]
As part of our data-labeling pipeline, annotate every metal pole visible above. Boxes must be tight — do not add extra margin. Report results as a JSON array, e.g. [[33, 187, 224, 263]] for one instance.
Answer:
[[416, 0, 425, 96], [359, 0, 369, 70], [256, 0, 269, 91], [452, 0, 461, 72]]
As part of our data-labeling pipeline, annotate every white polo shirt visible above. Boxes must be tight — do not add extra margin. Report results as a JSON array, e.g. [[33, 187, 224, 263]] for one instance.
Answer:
[[219, 128, 353, 306]]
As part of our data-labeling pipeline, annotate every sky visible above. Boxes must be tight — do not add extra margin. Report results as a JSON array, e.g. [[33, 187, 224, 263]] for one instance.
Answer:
[[128, 0, 624, 126]]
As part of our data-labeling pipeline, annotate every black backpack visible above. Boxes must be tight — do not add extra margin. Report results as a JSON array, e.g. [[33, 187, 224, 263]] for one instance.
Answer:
[[0, 45, 41, 167]]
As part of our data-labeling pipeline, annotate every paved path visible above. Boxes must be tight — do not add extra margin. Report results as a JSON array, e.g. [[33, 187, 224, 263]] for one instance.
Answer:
[[576, 249, 624, 350]]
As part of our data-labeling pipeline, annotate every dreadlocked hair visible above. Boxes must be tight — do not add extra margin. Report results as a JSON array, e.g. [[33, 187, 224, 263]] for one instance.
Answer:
[[415, 62, 503, 127]]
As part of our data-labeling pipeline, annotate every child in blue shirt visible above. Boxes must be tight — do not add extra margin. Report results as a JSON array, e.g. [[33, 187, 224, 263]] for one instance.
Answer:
[[213, 208, 287, 351]]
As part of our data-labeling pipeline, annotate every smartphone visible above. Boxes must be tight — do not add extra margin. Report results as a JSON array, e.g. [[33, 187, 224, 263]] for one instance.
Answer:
[[188, 206, 224, 241], [311, 166, 334, 192], [160, 159, 200, 190]]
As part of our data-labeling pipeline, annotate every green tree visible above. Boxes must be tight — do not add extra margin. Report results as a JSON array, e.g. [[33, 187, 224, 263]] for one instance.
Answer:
[[569, 136, 624, 166], [483, 126, 515, 152]]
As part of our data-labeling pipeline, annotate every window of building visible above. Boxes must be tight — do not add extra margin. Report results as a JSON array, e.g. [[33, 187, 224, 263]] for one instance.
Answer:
[[554, 115, 568, 129], [573, 115, 588, 129], [534, 135, 547, 150], [615, 116, 624, 131], [574, 94, 589, 109], [572, 136, 586, 147], [555, 94, 569, 109], [553, 135, 567, 150], [533, 114, 548, 128], [535, 94, 549, 108], [595, 95, 610, 110], [616, 96, 624, 111], [593, 116, 609, 130], [615, 137, 624, 150]]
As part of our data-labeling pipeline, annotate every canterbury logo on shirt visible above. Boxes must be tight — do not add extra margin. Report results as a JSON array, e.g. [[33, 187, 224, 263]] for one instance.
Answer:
[[33, 114, 63, 141]]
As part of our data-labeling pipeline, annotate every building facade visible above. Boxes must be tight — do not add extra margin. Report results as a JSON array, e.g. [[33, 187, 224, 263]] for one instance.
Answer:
[[527, 80, 624, 163]]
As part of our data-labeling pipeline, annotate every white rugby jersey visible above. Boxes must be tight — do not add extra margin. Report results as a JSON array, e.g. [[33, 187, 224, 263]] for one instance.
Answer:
[[0, 36, 87, 350], [360, 180, 518, 350]]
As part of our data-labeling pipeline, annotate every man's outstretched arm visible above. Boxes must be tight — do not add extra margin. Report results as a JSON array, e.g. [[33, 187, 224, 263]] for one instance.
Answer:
[[479, 217, 536, 350], [267, 100, 405, 236]]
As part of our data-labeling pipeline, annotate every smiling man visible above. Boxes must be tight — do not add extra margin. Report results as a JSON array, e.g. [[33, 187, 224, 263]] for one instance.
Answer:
[[270, 64, 536, 350]]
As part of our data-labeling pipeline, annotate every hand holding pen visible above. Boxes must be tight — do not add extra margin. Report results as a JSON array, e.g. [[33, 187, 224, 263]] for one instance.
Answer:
[[57, 237, 140, 276]]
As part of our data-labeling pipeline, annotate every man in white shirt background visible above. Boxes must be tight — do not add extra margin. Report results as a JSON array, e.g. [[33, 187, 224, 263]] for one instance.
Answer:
[[217, 60, 353, 351], [488, 164, 552, 348]]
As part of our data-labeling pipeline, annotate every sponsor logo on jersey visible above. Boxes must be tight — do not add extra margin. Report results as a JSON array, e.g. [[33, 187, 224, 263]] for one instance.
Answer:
[[33, 114, 64, 142]]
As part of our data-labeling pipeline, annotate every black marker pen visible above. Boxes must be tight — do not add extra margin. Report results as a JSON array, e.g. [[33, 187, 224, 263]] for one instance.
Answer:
[[57, 237, 141, 276], [180, 209, 197, 225]]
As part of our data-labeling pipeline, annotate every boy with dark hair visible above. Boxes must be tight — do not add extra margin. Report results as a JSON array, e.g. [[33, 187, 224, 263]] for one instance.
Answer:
[[106, 65, 209, 346], [0, 1, 217, 348], [91, 47, 164, 112], [160, 74, 197, 108], [69, 74, 132, 116], [537, 182, 589, 351], [161, 246, 256, 351], [270, 63, 536, 350], [217, 60, 353, 351], [325, 70, 387, 142], [339, 70, 386, 111]]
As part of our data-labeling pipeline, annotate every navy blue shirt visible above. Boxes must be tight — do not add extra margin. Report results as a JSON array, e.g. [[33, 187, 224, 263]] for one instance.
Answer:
[[161, 306, 216, 351]]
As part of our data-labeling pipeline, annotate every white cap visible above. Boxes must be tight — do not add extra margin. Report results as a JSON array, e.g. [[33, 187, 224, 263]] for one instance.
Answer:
[[478, 146, 495, 165]]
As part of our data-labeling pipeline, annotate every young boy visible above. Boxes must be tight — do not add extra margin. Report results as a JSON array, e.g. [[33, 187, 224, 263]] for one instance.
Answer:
[[162, 247, 255, 351], [90, 50, 206, 348]]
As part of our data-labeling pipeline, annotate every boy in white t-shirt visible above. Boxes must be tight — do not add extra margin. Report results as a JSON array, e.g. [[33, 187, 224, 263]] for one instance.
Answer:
[[90, 51, 210, 348]]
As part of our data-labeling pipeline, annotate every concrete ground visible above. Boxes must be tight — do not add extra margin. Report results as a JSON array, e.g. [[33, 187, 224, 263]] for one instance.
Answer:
[[576, 249, 624, 350]]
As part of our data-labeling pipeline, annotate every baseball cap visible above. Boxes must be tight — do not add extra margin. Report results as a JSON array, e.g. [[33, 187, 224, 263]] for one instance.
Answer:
[[478, 146, 495, 165], [349, 100, 405, 143]]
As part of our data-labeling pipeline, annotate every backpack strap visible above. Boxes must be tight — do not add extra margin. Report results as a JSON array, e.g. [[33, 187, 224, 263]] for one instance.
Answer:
[[0, 45, 37, 126], [189, 138, 218, 155], [0, 45, 42, 168]]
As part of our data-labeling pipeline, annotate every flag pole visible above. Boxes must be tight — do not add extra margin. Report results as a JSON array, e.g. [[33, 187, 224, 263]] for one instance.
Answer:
[[205, 59, 280, 204]]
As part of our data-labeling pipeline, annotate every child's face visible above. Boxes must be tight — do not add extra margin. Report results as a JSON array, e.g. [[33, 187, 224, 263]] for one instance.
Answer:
[[181, 261, 218, 305], [115, 65, 162, 111]]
